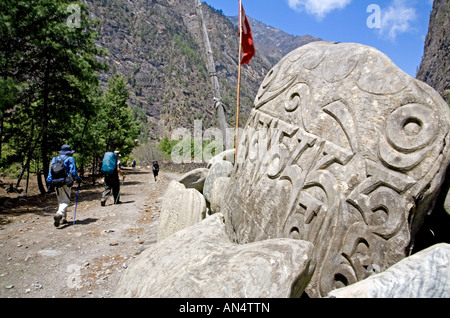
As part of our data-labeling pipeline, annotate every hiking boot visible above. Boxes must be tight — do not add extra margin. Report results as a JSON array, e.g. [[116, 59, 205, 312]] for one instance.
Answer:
[[53, 214, 62, 227], [101, 200, 106, 207], [115, 201, 122, 205]]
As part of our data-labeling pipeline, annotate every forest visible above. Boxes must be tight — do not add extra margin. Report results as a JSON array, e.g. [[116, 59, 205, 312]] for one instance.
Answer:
[[0, 0, 141, 194]]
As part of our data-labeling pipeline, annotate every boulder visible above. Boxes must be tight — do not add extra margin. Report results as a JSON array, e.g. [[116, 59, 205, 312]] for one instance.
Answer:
[[203, 160, 233, 204], [157, 180, 206, 242], [115, 213, 316, 298], [207, 148, 236, 168], [209, 177, 231, 214], [327, 243, 450, 298], [443, 190, 450, 217], [221, 41, 450, 297], [178, 168, 209, 193]]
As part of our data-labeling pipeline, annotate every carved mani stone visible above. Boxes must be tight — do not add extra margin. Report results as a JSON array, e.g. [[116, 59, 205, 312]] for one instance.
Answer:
[[116, 214, 315, 298], [221, 41, 450, 297]]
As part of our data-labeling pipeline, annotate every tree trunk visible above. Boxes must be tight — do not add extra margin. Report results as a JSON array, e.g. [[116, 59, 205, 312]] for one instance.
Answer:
[[196, 0, 229, 145], [37, 170, 46, 195], [15, 160, 26, 189], [24, 160, 30, 196], [0, 111, 3, 161], [78, 118, 90, 178], [16, 124, 39, 189], [40, 58, 51, 194]]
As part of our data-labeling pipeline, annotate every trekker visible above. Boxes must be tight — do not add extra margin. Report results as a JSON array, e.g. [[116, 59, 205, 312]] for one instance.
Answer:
[[152, 160, 159, 181], [46, 145, 82, 227], [100, 150, 125, 206], [117, 151, 122, 169]]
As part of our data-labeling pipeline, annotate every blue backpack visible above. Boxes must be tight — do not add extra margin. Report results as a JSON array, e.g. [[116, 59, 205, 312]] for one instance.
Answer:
[[101, 152, 117, 175]]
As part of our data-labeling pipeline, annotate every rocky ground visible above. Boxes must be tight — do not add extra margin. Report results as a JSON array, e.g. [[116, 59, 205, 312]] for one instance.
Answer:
[[0, 168, 181, 298]]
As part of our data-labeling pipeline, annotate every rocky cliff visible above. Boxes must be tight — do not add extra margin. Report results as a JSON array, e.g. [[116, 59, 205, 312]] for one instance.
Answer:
[[228, 15, 322, 66], [85, 0, 320, 140], [414, 0, 450, 254], [416, 0, 450, 100]]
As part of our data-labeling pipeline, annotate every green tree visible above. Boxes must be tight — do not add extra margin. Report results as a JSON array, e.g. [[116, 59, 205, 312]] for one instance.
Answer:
[[0, 0, 107, 193], [97, 75, 140, 154], [0, 78, 18, 161], [80, 74, 139, 180]]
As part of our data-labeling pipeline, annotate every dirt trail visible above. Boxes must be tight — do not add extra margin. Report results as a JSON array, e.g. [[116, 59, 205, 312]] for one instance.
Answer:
[[0, 168, 180, 298]]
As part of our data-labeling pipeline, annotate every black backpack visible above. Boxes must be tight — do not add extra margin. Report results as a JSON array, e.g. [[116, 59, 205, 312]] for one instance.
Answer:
[[51, 156, 68, 187]]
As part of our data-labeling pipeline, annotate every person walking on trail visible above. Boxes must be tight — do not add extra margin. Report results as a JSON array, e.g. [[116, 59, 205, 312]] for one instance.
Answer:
[[100, 150, 125, 206], [152, 160, 159, 182], [46, 145, 82, 227]]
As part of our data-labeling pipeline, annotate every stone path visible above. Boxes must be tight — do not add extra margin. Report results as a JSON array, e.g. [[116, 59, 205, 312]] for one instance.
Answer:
[[0, 168, 180, 298]]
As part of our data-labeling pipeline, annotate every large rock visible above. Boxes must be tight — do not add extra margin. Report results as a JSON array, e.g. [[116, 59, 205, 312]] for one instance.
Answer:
[[209, 177, 231, 214], [178, 168, 209, 193], [207, 148, 236, 168], [157, 180, 206, 242], [443, 188, 450, 217], [221, 41, 450, 297], [203, 160, 233, 204], [327, 243, 450, 298], [115, 213, 316, 298]]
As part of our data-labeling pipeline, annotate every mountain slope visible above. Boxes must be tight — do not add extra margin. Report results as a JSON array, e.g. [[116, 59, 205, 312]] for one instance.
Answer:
[[86, 0, 319, 140], [229, 15, 322, 66]]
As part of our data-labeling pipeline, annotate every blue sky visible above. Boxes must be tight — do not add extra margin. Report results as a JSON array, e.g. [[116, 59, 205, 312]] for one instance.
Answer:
[[203, 0, 434, 77]]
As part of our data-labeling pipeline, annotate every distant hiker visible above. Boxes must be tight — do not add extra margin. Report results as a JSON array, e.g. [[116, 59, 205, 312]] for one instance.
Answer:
[[100, 150, 125, 206], [152, 161, 159, 182], [46, 145, 82, 227], [132, 160, 136, 168]]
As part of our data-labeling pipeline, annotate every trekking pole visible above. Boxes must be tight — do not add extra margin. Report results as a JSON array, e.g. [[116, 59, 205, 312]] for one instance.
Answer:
[[73, 183, 81, 225], [115, 177, 125, 205]]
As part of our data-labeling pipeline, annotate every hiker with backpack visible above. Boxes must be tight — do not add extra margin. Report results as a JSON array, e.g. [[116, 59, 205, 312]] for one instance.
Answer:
[[152, 160, 159, 182], [46, 145, 82, 227], [100, 150, 125, 206]]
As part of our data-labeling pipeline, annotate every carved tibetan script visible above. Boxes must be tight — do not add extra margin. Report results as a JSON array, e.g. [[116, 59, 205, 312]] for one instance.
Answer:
[[222, 42, 450, 297]]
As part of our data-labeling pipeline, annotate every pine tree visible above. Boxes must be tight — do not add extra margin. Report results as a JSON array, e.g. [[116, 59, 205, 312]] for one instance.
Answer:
[[0, 0, 107, 193], [81, 75, 140, 180], [97, 75, 140, 154]]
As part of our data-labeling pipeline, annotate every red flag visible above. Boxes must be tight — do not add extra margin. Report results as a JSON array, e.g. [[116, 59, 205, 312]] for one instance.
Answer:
[[239, 3, 255, 65]]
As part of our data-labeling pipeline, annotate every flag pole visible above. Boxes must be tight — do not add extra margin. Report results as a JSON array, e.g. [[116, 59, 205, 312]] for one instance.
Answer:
[[235, 0, 243, 162]]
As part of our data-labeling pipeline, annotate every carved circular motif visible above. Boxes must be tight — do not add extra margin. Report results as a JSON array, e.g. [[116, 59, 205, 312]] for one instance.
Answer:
[[386, 104, 438, 153], [284, 83, 310, 112]]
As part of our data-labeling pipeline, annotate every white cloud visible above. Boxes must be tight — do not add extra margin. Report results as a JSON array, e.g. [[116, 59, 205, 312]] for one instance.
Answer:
[[380, 0, 417, 41], [287, 0, 352, 20]]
